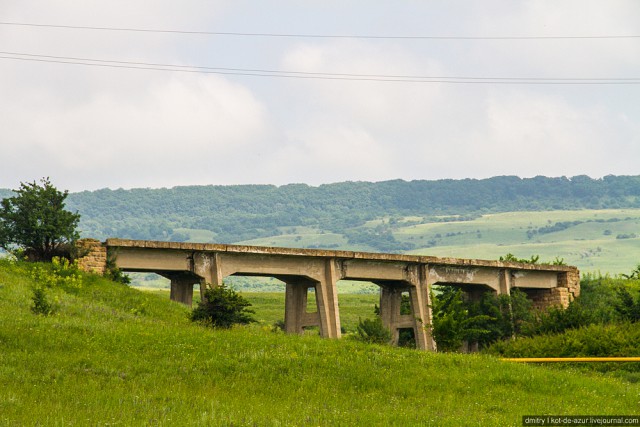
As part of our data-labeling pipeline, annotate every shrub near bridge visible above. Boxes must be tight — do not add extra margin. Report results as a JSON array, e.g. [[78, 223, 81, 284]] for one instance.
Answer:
[[485, 273, 640, 377], [486, 322, 640, 359], [354, 316, 392, 344], [190, 284, 256, 328]]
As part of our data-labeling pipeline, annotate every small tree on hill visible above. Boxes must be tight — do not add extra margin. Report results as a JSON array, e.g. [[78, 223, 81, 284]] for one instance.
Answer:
[[429, 286, 494, 352], [355, 317, 392, 345], [613, 286, 640, 323], [0, 178, 80, 261], [190, 284, 256, 328]]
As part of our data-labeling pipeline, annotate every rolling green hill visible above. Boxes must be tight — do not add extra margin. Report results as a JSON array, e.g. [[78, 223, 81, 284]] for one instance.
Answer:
[[1, 259, 638, 425], [3, 175, 640, 274], [225, 208, 640, 275], [403, 209, 640, 274]]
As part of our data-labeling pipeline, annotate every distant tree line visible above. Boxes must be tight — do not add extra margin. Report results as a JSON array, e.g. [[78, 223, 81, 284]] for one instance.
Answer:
[[6, 175, 636, 250]]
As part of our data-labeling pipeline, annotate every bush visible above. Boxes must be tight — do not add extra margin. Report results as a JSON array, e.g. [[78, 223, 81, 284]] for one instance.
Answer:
[[30, 257, 83, 292], [104, 257, 131, 285], [271, 319, 285, 333], [190, 284, 256, 328], [486, 322, 640, 361], [525, 299, 597, 336], [499, 253, 539, 264], [31, 286, 55, 315], [560, 274, 640, 326], [354, 317, 391, 345], [397, 328, 416, 348]]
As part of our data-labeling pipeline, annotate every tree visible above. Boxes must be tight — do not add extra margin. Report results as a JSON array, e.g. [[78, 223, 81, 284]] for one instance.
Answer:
[[429, 286, 494, 352], [0, 178, 80, 261], [190, 284, 256, 328], [613, 286, 640, 323]]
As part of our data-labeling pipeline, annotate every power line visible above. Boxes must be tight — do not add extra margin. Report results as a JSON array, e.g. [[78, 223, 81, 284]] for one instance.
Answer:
[[4, 51, 638, 81], [1, 21, 639, 40], [1, 51, 639, 84]]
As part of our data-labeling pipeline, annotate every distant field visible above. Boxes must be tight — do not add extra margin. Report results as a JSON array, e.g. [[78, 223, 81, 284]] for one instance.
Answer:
[[400, 209, 640, 275], [127, 208, 640, 291], [242, 292, 379, 333], [141, 290, 380, 333], [237, 231, 355, 250], [234, 208, 640, 275]]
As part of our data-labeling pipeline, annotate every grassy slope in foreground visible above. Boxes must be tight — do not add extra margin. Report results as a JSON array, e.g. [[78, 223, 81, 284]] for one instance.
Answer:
[[1, 261, 638, 426]]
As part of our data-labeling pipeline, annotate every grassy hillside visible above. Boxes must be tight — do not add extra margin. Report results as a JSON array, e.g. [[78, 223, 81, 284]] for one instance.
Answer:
[[239, 209, 640, 275], [404, 209, 640, 274], [1, 260, 639, 425]]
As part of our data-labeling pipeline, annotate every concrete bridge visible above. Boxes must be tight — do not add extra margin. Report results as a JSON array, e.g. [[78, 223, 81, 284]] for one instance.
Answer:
[[78, 238, 580, 351]]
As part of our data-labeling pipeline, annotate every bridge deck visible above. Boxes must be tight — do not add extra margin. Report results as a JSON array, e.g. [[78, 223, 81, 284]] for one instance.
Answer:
[[105, 238, 575, 273]]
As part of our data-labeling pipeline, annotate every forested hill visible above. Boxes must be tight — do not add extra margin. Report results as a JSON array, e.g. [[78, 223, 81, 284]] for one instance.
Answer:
[[38, 175, 634, 244], [2, 175, 640, 249]]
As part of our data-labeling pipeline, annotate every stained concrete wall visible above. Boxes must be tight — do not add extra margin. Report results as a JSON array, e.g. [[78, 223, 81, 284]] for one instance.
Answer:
[[76, 238, 580, 352]]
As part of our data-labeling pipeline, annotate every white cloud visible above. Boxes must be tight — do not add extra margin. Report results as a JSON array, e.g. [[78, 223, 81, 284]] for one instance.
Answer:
[[0, 67, 274, 190], [281, 40, 446, 127], [268, 124, 393, 184], [0, 1, 639, 190], [474, 89, 639, 178]]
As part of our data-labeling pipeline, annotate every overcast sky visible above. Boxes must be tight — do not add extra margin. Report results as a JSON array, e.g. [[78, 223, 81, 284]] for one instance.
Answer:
[[1, 1, 639, 192]]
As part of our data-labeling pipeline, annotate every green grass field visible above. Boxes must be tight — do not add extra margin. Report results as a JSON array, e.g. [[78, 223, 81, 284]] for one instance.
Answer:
[[402, 209, 640, 275], [145, 290, 381, 333], [233, 209, 640, 275], [1, 260, 639, 425]]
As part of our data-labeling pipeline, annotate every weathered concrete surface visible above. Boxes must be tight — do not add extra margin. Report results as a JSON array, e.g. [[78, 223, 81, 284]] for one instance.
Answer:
[[79, 239, 581, 351]]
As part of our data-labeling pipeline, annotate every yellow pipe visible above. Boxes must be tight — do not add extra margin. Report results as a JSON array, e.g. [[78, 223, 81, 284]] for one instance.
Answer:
[[501, 357, 640, 362]]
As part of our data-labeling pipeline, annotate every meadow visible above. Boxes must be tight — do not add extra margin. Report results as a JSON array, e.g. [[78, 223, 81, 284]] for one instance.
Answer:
[[145, 290, 381, 333], [133, 208, 640, 292], [1, 259, 639, 426], [238, 209, 640, 275]]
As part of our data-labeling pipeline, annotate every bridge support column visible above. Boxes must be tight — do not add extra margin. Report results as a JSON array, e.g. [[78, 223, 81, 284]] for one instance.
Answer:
[[410, 265, 436, 351], [499, 269, 513, 295], [378, 270, 435, 351], [161, 273, 199, 306], [193, 252, 224, 301], [315, 259, 341, 339], [170, 276, 195, 306], [379, 285, 407, 345], [284, 281, 319, 334], [283, 259, 341, 339]]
